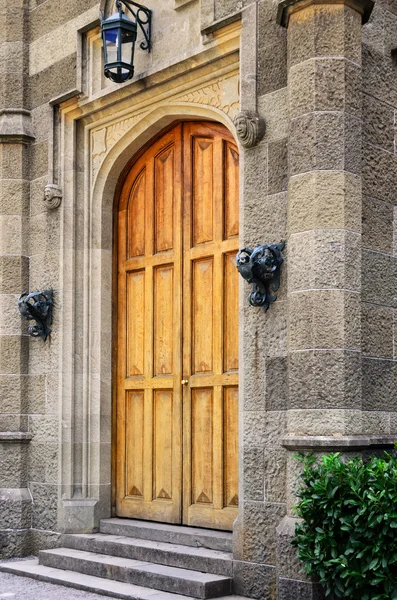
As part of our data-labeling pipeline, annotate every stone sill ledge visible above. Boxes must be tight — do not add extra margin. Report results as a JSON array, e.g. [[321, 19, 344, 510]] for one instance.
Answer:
[[282, 435, 397, 451], [0, 432, 33, 443], [201, 11, 241, 36]]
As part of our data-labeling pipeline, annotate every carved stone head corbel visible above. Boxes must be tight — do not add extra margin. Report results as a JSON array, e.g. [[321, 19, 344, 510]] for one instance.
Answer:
[[234, 110, 266, 148], [44, 183, 62, 209]]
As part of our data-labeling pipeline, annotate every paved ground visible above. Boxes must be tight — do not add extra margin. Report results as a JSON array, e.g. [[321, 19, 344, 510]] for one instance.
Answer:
[[0, 570, 114, 600]]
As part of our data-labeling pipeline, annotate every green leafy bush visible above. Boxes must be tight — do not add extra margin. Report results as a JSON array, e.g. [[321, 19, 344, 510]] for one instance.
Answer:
[[292, 450, 397, 600]]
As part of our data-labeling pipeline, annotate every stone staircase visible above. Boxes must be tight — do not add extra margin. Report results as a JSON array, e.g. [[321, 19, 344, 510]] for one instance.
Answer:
[[0, 519, 250, 600]]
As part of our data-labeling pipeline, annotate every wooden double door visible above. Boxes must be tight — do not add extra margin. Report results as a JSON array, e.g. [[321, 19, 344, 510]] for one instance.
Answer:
[[115, 122, 239, 530]]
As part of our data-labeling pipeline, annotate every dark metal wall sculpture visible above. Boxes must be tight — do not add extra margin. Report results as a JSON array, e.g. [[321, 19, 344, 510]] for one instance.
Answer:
[[236, 242, 285, 312], [18, 290, 54, 341]]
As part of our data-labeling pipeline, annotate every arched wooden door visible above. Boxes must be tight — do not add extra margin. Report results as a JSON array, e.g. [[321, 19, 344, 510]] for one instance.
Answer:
[[116, 122, 239, 530]]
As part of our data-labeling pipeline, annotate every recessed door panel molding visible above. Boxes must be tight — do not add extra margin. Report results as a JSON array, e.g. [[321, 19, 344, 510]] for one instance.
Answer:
[[116, 122, 239, 530], [155, 145, 174, 254], [154, 265, 174, 377], [126, 270, 145, 377], [128, 169, 146, 258]]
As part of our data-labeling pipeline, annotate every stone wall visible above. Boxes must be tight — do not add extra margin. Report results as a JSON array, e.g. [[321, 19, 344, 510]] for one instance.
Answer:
[[1, 0, 397, 599]]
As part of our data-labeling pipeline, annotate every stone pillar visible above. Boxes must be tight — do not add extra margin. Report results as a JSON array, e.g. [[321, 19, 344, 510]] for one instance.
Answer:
[[0, 0, 35, 557], [276, 0, 373, 597]]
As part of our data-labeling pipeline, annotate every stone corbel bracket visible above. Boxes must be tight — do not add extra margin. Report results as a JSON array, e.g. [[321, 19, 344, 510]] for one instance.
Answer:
[[44, 183, 63, 209], [236, 242, 285, 312], [18, 290, 54, 341], [234, 110, 266, 148]]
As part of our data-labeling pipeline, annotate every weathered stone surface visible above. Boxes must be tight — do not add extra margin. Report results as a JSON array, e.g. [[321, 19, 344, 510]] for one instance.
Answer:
[[244, 411, 266, 446], [264, 446, 287, 503], [29, 210, 61, 256], [0, 144, 29, 179], [28, 54, 77, 109], [362, 195, 393, 254], [241, 501, 287, 564], [233, 561, 277, 600], [257, 0, 287, 95], [258, 89, 288, 142], [0, 374, 45, 414], [0, 529, 31, 560], [362, 357, 397, 410], [243, 446, 265, 502], [289, 58, 361, 119], [363, 93, 394, 152], [278, 578, 325, 600], [0, 255, 29, 293], [287, 4, 362, 67], [362, 249, 397, 307], [0, 488, 32, 529], [0, 293, 24, 336], [288, 230, 361, 292], [30, 483, 58, 530], [362, 410, 391, 434], [268, 139, 288, 194], [28, 442, 59, 484], [288, 171, 361, 234], [0, 335, 28, 374], [287, 408, 362, 436], [289, 290, 360, 350], [362, 303, 393, 358], [289, 112, 361, 176], [276, 516, 305, 580], [0, 179, 29, 215], [0, 444, 28, 487], [30, 140, 49, 180], [0, 414, 28, 432], [261, 302, 287, 358], [289, 350, 361, 409], [363, 142, 397, 204], [362, 45, 397, 107], [266, 356, 288, 411], [265, 411, 288, 448]]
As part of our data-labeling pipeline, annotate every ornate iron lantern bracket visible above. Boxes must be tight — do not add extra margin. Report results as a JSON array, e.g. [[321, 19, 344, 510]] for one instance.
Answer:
[[116, 0, 152, 52], [236, 242, 285, 312], [18, 290, 54, 341]]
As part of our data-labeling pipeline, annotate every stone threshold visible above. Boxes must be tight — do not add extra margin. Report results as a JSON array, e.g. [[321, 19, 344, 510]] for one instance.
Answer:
[[282, 435, 397, 451], [0, 432, 33, 443]]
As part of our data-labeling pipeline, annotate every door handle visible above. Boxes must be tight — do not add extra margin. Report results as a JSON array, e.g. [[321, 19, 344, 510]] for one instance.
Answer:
[[181, 379, 189, 385]]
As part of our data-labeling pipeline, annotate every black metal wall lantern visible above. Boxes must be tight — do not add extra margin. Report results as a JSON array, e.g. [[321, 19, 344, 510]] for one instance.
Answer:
[[236, 242, 285, 312], [101, 0, 152, 84], [18, 290, 54, 341]]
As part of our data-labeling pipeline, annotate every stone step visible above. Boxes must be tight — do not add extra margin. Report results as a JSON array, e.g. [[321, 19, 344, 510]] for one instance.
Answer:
[[39, 548, 232, 599], [100, 519, 233, 553], [61, 533, 233, 576], [0, 559, 250, 600]]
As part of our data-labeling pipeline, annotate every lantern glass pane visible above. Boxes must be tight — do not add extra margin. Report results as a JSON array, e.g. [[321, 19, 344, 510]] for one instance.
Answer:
[[121, 28, 135, 70], [104, 27, 118, 64]]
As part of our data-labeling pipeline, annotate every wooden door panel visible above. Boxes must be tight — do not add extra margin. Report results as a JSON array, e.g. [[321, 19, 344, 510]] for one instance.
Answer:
[[154, 265, 174, 376], [125, 391, 144, 497], [223, 386, 239, 508], [224, 143, 239, 240], [116, 126, 182, 522], [126, 270, 145, 377], [192, 258, 214, 374], [154, 146, 174, 253], [224, 253, 239, 373], [182, 122, 239, 530], [116, 122, 238, 530]]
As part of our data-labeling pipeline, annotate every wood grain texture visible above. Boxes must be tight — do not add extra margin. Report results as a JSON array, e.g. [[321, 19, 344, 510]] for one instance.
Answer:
[[116, 122, 239, 530]]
